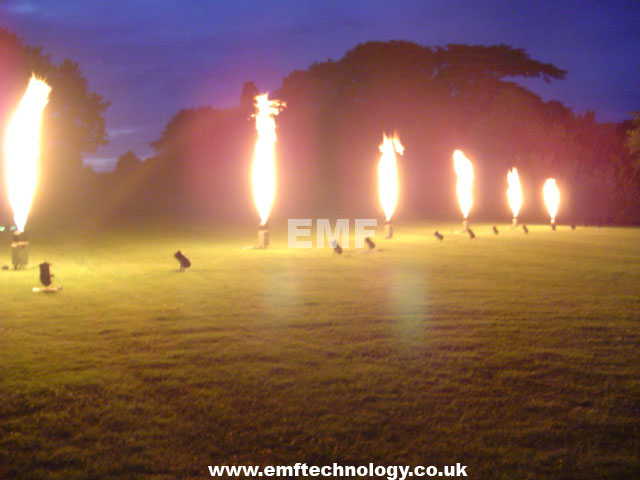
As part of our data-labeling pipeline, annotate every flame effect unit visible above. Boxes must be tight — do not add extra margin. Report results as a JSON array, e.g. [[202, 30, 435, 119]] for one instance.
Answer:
[[384, 220, 393, 239], [507, 168, 523, 228], [258, 223, 269, 249], [11, 231, 28, 269], [4, 76, 51, 234], [251, 93, 284, 249], [543, 178, 560, 231], [378, 134, 403, 239], [453, 150, 474, 232]]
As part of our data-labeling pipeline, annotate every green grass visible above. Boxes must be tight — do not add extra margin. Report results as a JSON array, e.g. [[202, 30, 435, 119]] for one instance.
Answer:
[[1, 223, 638, 479]]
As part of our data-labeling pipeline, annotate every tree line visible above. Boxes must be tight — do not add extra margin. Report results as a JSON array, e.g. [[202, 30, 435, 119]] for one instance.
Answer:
[[0, 31, 638, 228]]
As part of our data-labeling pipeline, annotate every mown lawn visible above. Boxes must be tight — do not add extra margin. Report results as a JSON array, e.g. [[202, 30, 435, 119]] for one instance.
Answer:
[[1, 223, 638, 479]]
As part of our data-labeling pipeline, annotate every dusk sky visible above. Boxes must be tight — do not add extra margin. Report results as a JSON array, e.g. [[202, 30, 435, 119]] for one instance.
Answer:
[[1, 0, 638, 172]]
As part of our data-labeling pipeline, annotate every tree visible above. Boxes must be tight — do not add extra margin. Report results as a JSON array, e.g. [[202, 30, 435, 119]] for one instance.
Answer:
[[147, 100, 254, 220], [0, 28, 109, 222], [115, 150, 142, 174], [240, 81, 260, 113], [144, 40, 638, 224], [0, 29, 109, 161], [273, 41, 569, 217], [626, 112, 640, 154], [625, 112, 640, 174]]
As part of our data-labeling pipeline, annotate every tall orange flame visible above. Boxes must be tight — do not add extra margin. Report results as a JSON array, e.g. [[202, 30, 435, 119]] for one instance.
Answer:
[[378, 133, 403, 221], [543, 178, 560, 222], [4, 75, 51, 232], [507, 167, 523, 218], [251, 93, 283, 225], [453, 149, 474, 219]]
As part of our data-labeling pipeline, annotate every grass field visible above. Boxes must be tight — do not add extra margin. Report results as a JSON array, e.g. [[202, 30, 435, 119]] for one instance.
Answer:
[[1, 223, 638, 479]]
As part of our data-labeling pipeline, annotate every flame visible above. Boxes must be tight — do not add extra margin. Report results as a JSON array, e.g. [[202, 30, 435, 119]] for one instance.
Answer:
[[453, 149, 474, 219], [378, 133, 403, 221], [4, 75, 51, 232], [251, 93, 283, 226], [507, 167, 523, 218], [543, 178, 560, 221]]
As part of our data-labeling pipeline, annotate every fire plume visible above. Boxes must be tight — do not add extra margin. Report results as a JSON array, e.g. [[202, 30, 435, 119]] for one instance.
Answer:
[[251, 93, 283, 226], [453, 149, 474, 219], [507, 167, 523, 219], [4, 75, 51, 232], [543, 178, 560, 222], [378, 134, 403, 221]]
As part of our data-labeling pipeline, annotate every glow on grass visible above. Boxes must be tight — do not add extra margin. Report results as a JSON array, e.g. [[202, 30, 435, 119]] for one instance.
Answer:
[[251, 93, 283, 226], [543, 178, 560, 223], [507, 167, 523, 219], [378, 133, 403, 221], [4, 75, 51, 232], [453, 149, 474, 220]]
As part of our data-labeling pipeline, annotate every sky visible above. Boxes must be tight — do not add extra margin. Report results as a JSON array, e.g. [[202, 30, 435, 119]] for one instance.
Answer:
[[1, 0, 638, 172]]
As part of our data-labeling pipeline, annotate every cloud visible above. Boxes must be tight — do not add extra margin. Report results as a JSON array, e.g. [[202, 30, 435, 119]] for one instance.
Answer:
[[83, 156, 117, 173], [3, 1, 40, 16], [107, 127, 138, 138]]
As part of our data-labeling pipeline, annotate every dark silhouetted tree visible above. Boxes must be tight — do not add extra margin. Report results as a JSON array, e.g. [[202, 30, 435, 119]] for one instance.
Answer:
[[0, 28, 109, 224], [115, 150, 142, 175], [626, 112, 640, 173], [141, 40, 638, 224], [240, 81, 260, 113], [273, 41, 568, 218]]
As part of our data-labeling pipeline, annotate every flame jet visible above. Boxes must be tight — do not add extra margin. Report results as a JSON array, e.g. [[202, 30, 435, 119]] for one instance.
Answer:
[[543, 178, 560, 230], [378, 134, 403, 238], [453, 150, 474, 231], [4, 75, 51, 232], [507, 167, 523, 227], [251, 93, 284, 248]]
